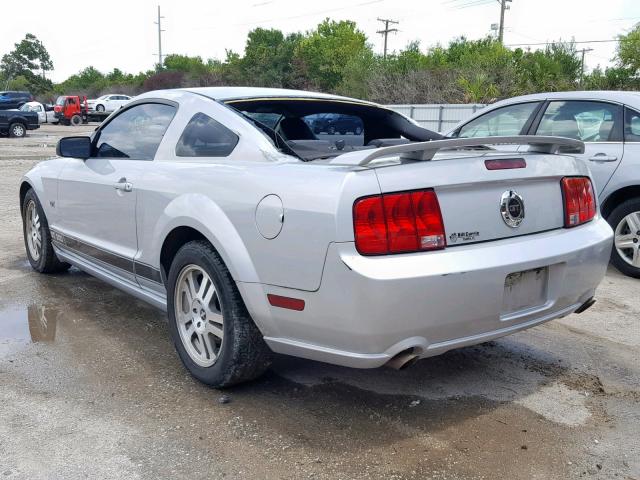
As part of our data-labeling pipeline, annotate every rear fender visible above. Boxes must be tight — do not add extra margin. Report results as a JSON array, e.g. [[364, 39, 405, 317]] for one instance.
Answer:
[[152, 193, 260, 284]]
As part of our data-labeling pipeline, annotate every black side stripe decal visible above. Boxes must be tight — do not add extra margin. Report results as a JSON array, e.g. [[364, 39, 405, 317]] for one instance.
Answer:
[[51, 230, 162, 284]]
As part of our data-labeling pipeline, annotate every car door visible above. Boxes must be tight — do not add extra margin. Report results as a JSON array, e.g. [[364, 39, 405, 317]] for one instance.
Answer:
[[55, 101, 177, 283], [450, 101, 543, 151], [35, 104, 45, 123], [529, 100, 624, 196]]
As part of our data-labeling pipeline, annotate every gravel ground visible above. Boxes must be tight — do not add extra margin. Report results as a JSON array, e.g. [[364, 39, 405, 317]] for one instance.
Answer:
[[0, 125, 638, 480]]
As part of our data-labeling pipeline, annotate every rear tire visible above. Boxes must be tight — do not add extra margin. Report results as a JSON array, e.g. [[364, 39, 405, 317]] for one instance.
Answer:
[[166, 240, 271, 387], [22, 189, 71, 274], [608, 198, 640, 278], [9, 122, 26, 138], [70, 114, 82, 126]]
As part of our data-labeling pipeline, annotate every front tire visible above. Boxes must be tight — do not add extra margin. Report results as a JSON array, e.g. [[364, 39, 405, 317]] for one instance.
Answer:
[[9, 122, 26, 138], [96, 104, 105, 112], [166, 240, 271, 387], [70, 114, 82, 126], [22, 189, 71, 273], [608, 198, 640, 278]]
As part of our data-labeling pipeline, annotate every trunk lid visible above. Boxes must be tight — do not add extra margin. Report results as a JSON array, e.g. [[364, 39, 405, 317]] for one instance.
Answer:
[[371, 150, 579, 245]]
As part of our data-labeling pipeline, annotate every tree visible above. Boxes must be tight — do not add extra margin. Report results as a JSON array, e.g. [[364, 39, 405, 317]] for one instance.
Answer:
[[617, 24, 640, 74], [239, 29, 302, 87], [0, 33, 53, 93], [294, 19, 369, 91]]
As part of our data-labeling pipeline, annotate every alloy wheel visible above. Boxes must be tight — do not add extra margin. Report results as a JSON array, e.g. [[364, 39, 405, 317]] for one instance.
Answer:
[[25, 200, 41, 261], [174, 264, 224, 367], [614, 211, 640, 268]]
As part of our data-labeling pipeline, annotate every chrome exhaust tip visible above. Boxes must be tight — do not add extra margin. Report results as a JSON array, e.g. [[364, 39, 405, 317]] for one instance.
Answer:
[[385, 349, 420, 370]]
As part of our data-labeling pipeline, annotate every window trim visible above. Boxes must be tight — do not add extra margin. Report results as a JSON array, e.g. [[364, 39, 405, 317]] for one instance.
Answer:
[[175, 112, 240, 158], [530, 99, 624, 143], [91, 98, 178, 161], [453, 101, 543, 138]]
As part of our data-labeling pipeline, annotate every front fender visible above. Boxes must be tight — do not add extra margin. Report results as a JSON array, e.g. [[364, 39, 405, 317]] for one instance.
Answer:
[[20, 159, 67, 222], [149, 193, 260, 283]]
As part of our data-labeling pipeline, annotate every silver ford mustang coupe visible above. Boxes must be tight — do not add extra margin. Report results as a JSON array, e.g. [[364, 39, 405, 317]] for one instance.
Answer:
[[20, 87, 613, 387]]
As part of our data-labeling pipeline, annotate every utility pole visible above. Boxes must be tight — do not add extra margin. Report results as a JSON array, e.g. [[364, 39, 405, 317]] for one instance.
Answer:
[[579, 47, 594, 87], [498, 0, 512, 43], [377, 18, 399, 59], [154, 5, 165, 70]]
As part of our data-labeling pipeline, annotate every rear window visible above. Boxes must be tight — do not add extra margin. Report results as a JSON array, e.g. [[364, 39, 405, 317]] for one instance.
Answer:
[[176, 112, 239, 157]]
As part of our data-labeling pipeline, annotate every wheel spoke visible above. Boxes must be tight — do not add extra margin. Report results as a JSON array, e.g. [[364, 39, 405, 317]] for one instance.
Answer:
[[633, 247, 640, 267], [206, 321, 224, 341], [625, 212, 640, 233], [197, 274, 212, 302], [615, 234, 635, 249], [185, 271, 198, 302], [201, 332, 216, 359]]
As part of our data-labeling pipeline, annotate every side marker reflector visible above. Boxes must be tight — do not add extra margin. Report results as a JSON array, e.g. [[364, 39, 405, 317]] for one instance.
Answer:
[[267, 294, 305, 311]]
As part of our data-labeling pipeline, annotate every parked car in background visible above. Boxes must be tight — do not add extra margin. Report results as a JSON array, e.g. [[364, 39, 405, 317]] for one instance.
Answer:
[[87, 94, 132, 112], [0, 91, 33, 110], [448, 91, 640, 278], [20, 87, 612, 387], [307, 113, 363, 135], [0, 108, 39, 137], [20, 101, 57, 124]]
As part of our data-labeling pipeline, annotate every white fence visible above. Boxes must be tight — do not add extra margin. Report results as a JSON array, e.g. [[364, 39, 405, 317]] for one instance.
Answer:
[[387, 104, 486, 133]]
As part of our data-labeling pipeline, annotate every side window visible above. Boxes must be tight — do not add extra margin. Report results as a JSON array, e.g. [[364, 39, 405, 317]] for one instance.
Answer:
[[176, 112, 239, 157], [457, 103, 539, 138], [624, 107, 640, 142], [535, 101, 622, 142], [95, 103, 176, 160]]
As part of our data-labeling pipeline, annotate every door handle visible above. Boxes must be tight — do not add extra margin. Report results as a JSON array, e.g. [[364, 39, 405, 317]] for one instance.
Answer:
[[588, 153, 618, 162], [114, 178, 133, 192]]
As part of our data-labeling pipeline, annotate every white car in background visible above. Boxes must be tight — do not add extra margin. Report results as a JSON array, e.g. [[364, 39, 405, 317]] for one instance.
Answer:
[[447, 91, 640, 278], [19, 101, 56, 124], [87, 94, 132, 112]]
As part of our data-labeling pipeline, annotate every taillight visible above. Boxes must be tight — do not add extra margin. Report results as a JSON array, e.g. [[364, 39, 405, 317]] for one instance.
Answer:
[[353, 189, 446, 255], [561, 177, 596, 227]]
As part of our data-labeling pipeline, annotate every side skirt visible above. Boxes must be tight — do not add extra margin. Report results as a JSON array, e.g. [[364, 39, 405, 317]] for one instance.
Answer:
[[54, 244, 168, 312]]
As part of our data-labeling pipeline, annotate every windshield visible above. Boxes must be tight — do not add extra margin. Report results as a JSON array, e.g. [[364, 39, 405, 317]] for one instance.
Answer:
[[19, 104, 35, 112], [55, 96, 66, 106]]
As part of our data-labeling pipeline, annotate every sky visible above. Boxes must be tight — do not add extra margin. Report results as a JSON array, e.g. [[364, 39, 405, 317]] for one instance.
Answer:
[[2, 0, 639, 82]]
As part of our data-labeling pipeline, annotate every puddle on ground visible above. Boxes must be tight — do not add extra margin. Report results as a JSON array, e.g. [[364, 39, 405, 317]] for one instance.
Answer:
[[0, 305, 59, 343]]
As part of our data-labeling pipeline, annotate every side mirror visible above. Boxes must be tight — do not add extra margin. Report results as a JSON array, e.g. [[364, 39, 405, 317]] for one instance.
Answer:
[[56, 136, 92, 159]]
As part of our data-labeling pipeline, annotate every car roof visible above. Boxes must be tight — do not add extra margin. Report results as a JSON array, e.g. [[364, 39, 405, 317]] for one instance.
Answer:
[[490, 90, 640, 109], [181, 86, 378, 105]]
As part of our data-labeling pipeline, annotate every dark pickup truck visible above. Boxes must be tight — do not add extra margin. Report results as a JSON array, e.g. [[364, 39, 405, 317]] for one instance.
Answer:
[[0, 110, 40, 137]]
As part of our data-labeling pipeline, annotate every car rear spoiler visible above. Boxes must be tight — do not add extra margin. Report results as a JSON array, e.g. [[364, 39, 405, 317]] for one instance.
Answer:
[[329, 135, 585, 166]]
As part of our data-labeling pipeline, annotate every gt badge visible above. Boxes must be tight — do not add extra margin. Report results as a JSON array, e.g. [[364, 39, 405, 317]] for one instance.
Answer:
[[500, 190, 525, 228]]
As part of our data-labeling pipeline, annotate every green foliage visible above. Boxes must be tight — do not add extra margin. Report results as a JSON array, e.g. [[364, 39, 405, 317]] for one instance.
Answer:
[[294, 19, 369, 91], [0, 33, 53, 94], [6, 19, 637, 103], [617, 24, 640, 74]]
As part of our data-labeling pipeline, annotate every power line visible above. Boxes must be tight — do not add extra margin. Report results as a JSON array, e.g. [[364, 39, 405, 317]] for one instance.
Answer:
[[153, 5, 165, 69], [235, 0, 384, 27], [376, 17, 399, 59], [505, 39, 619, 47]]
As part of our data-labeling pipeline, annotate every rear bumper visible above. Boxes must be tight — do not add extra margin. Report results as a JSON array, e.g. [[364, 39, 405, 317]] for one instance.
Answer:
[[240, 217, 613, 368]]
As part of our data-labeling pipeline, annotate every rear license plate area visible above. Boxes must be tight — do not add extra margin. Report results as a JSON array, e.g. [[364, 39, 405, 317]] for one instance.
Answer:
[[501, 267, 549, 316]]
